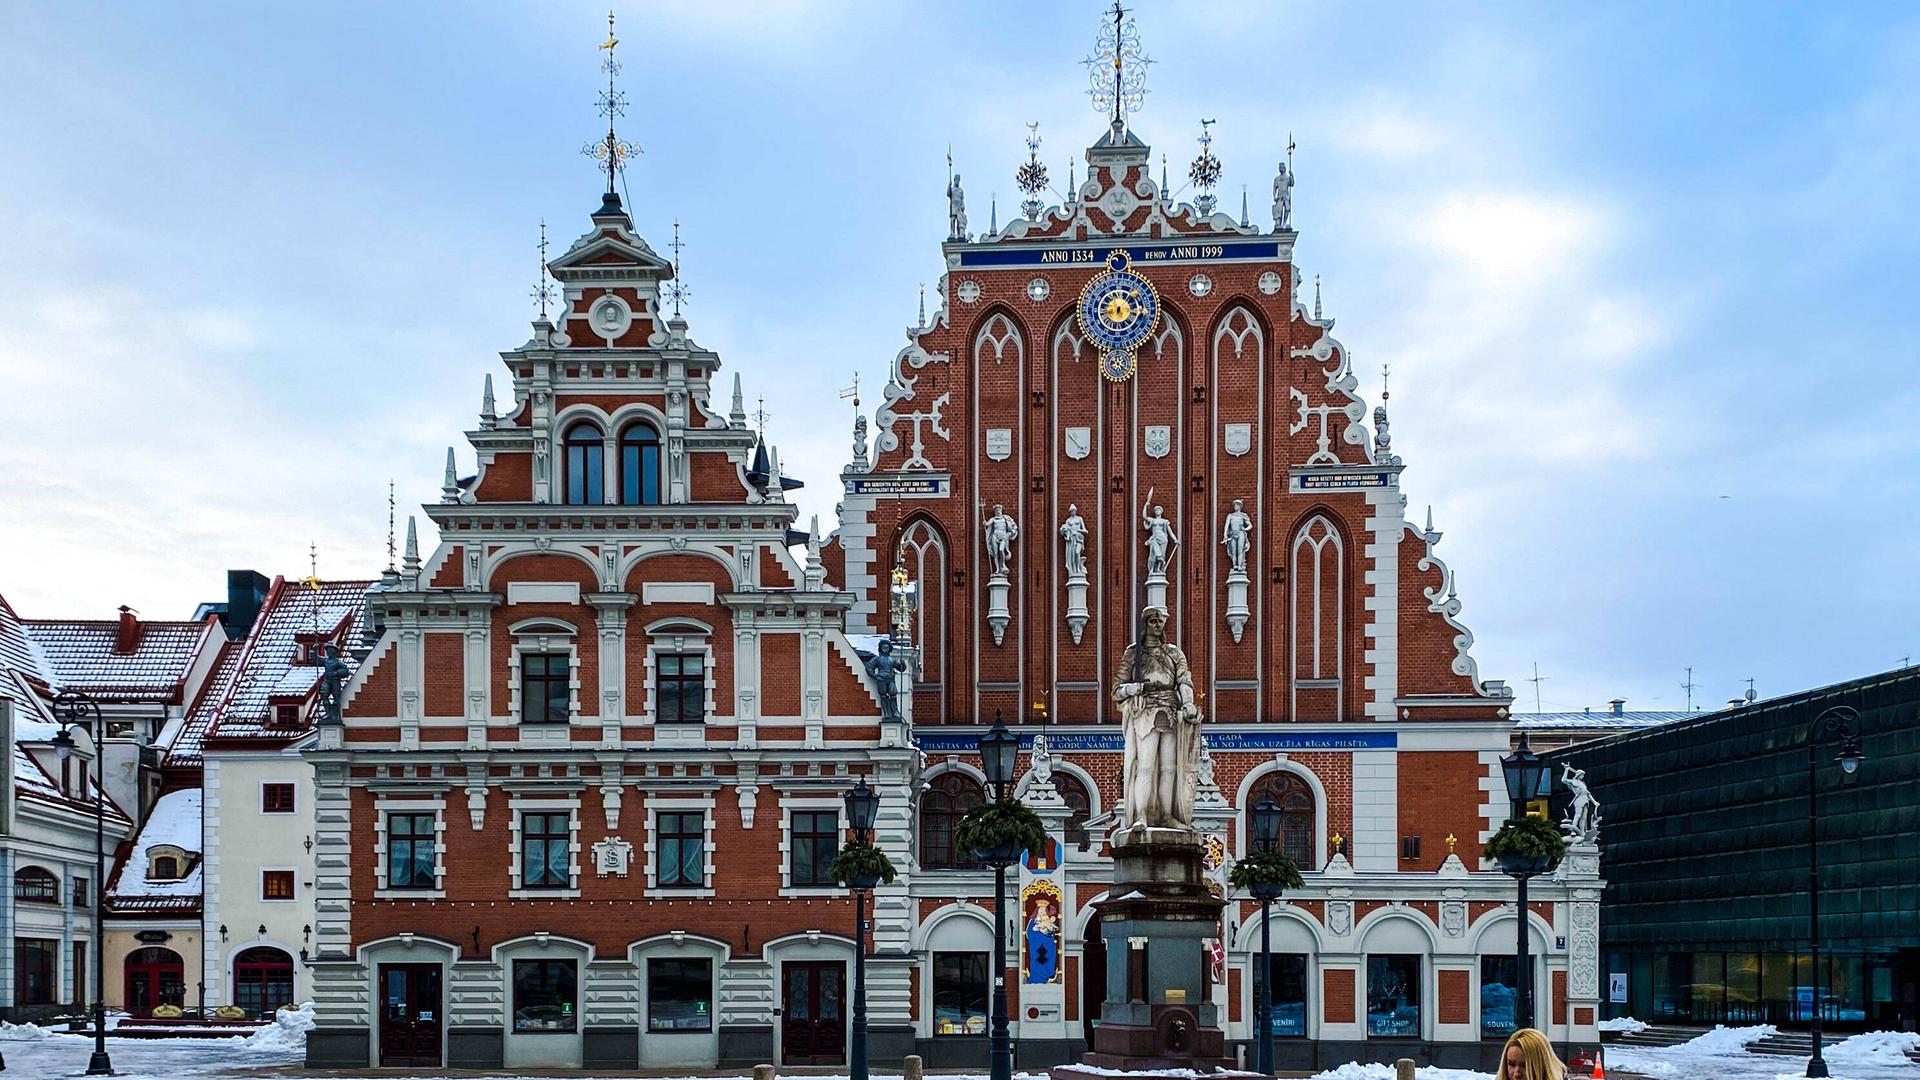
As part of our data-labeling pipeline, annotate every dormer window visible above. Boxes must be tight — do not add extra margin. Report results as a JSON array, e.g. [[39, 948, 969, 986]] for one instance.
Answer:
[[563, 421, 605, 505], [147, 845, 190, 882], [272, 704, 302, 729], [619, 422, 662, 505]]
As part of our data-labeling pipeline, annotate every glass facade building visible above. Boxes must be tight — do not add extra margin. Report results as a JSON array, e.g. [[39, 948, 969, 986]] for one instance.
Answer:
[[1551, 668, 1920, 1031]]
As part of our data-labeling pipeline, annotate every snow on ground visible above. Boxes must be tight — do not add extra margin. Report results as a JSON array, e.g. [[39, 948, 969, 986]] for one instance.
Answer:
[[0, 1003, 307, 1078], [1307, 1065, 1490, 1079], [1597, 1015, 1649, 1033], [1607, 1024, 1920, 1080]]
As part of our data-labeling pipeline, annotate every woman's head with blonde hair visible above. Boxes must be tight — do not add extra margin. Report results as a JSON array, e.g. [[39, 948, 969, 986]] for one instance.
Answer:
[[1500, 1027, 1565, 1080]]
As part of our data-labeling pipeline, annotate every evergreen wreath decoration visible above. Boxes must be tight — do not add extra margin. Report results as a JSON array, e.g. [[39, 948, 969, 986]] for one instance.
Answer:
[[1484, 815, 1568, 869], [830, 840, 898, 888], [1227, 850, 1305, 892], [955, 798, 1049, 863]]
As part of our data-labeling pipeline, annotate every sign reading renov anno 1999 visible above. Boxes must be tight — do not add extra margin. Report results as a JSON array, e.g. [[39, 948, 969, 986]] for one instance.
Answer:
[[957, 238, 1286, 271]]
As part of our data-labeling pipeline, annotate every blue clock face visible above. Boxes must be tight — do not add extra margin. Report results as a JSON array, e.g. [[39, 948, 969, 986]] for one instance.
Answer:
[[1076, 254, 1161, 380]]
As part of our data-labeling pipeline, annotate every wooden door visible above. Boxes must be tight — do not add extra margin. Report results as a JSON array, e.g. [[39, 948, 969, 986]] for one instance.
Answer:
[[378, 964, 443, 1067], [124, 947, 185, 1018], [1082, 933, 1107, 1045], [781, 961, 846, 1064]]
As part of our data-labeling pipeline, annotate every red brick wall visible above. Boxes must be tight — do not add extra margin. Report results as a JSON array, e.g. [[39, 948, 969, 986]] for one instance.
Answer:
[[1397, 751, 1488, 870], [760, 635, 801, 715], [689, 452, 746, 503], [1323, 967, 1355, 1024], [1438, 968, 1470, 1025], [423, 634, 464, 717], [344, 639, 397, 718], [473, 454, 531, 502]]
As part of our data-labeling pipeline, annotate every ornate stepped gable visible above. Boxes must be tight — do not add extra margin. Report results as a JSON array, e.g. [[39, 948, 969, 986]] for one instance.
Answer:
[[846, 122, 1511, 728]]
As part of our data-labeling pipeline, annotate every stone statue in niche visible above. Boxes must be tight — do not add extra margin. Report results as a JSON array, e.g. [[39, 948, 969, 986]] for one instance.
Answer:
[[1141, 499, 1179, 578], [984, 504, 1019, 578], [863, 639, 906, 724], [1112, 606, 1202, 834], [1221, 499, 1253, 575], [1060, 504, 1089, 579]]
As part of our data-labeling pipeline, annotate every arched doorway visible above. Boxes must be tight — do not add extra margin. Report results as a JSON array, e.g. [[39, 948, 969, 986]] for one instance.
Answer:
[[232, 946, 295, 1019], [124, 947, 186, 1017]]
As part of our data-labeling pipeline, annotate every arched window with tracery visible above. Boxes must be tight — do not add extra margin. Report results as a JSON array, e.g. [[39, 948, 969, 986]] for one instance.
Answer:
[[895, 519, 948, 722], [563, 421, 605, 505], [975, 313, 1024, 368], [1289, 514, 1344, 718], [920, 772, 985, 870], [1249, 771, 1318, 865], [619, 421, 662, 505], [1055, 773, 1093, 850]]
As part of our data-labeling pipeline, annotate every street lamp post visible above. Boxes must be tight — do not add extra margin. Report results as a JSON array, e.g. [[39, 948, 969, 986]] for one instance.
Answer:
[[1247, 796, 1285, 1076], [1497, 730, 1552, 1034], [1803, 705, 1866, 1080], [52, 690, 114, 1076], [844, 778, 883, 1080], [978, 714, 1020, 1080]]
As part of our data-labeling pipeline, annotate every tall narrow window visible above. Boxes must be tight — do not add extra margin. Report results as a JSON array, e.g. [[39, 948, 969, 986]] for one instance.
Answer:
[[790, 810, 840, 887], [563, 421, 605, 505], [655, 653, 706, 724], [1270, 953, 1309, 1036], [932, 952, 989, 1035], [1367, 954, 1422, 1037], [920, 773, 985, 870], [387, 812, 438, 889], [1480, 955, 1521, 1039], [13, 939, 57, 1006], [1055, 773, 1093, 850], [522, 811, 571, 889], [620, 422, 662, 505], [656, 811, 705, 888], [521, 653, 570, 724], [1250, 772, 1318, 865]]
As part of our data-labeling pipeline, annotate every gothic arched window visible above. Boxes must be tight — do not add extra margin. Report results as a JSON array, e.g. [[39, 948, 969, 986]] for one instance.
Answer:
[[563, 421, 605, 505], [619, 422, 662, 505], [1250, 771, 1317, 865], [920, 772, 986, 870], [1055, 773, 1093, 850]]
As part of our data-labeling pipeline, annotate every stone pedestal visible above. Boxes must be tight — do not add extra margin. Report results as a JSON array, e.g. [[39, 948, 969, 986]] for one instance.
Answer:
[[1064, 576, 1089, 644], [1224, 570, 1250, 643], [987, 573, 1011, 645], [1053, 837, 1264, 1079], [1144, 572, 1169, 617]]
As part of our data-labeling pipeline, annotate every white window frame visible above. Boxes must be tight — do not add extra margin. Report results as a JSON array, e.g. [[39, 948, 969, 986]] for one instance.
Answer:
[[778, 794, 844, 896], [507, 622, 584, 744], [508, 796, 582, 899], [643, 620, 717, 748], [258, 779, 298, 815], [259, 866, 298, 903], [374, 796, 447, 899], [643, 796, 716, 898]]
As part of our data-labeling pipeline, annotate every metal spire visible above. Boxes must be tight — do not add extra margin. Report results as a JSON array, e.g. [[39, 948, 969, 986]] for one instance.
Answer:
[[1239, 185, 1249, 227], [917, 283, 925, 329], [531, 220, 555, 319], [1188, 118, 1221, 215], [583, 11, 641, 194], [988, 196, 997, 235], [1314, 273, 1323, 320], [729, 372, 746, 427], [1084, 2, 1151, 142], [1160, 153, 1168, 198], [385, 479, 397, 573], [662, 218, 690, 318]]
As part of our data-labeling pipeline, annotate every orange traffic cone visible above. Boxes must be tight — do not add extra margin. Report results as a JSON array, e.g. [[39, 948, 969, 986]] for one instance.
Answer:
[[1590, 1059, 1604, 1079]]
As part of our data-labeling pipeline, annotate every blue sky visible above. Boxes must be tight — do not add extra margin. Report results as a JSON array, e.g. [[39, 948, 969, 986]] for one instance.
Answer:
[[1, 1, 1914, 714]]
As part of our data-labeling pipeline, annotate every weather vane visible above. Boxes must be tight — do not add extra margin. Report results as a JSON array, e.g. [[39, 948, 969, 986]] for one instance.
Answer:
[[1188, 118, 1222, 215], [582, 11, 641, 193], [662, 218, 690, 318], [1016, 122, 1049, 220], [386, 479, 397, 573], [1084, 1, 1151, 141], [531, 219, 555, 319]]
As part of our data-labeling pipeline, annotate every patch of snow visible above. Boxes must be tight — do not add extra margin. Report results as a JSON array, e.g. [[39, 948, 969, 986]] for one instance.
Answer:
[[1828, 1030, 1920, 1067], [1309, 1065, 1491, 1080], [1597, 1014, 1648, 1033], [110, 787, 202, 898], [1678, 1023, 1776, 1054], [235, 1001, 314, 1056], [0, 1019, 63, 1040]]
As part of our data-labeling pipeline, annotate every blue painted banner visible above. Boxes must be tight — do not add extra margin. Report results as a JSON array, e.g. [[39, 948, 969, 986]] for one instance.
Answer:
[[914, 730, 1394, 753], [956, 238, 1285, 271]]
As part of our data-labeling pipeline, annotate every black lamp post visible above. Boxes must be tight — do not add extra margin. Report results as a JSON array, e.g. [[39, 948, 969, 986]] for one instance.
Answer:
[[844, 778, 882, 1080], [1497, 731, 1553, 1035], [1247, 796, 1285, 1076], [52, 690, 114, 1076], [978, 712, 1020, 1080], [1803, 705, 1865, 1079]]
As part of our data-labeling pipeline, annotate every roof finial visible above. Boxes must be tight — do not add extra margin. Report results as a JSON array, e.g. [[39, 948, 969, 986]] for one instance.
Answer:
[[1288, 131, 1296, 173], [480, 373, 497, 429], [988, 195, 997, 235], [1188, 118, 1221, 216], [304, 542, 321, 590], [1068, 157, 1076, 198], [402, 516, 421, 587], [1160, 152, 1169, 198], [1239, 185, 1250, 227], [729, 372, 746, 428], [583, 11, 641, 197], [845, 373, 869, 471], [917, 283, 926, 328], [1314, 273, 1323, 320], [1084, 1, 1150, 142], [753, 396, 771, 441], [385, 479, 397, 574], [531, 219, 555, 319], [1017, 122, 1048, 220], [803, 515, 826, 590], [662, 218, 690, 318], [441, 447, 460, 503], [1382, 363, 1391, 403]]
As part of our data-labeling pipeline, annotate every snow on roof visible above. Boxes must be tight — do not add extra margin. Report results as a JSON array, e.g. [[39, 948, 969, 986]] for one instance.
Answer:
[[1513, 710, 1691, 730], [25, 618, 208, 702], [107, 788, 202, 909], [0, 592, 54, 689], [171, 578, 373, 764], [0, 594, 129, 820]]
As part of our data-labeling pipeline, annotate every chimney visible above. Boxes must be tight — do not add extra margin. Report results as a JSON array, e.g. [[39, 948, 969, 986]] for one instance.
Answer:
[[1608, 698, 1626, 716], [225, 570, 271, 641], [114, 605, 143, 654]]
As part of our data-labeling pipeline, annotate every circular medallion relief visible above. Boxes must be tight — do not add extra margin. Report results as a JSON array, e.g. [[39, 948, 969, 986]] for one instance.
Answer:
[[1188, 274, 1214, 298], [956, 279, 982, 304], [591, 295, 632, 337], [1027, 277, 1051, 303], [1258, 270, 1284, 296]]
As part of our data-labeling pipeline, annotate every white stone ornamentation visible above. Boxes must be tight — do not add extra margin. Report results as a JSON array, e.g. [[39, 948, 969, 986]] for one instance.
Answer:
[[592, 836, 633, 877]]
